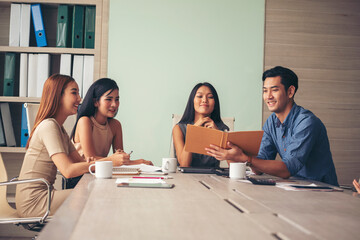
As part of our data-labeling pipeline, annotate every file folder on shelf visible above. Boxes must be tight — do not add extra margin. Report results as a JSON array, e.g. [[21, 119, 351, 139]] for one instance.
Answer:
[[56, 5, 73, 48], [84, 6, 95, 49], [72, 55, 84, 97], [60, 54, 72, 75], [31, 4, 47, 47], [0, 103, 16, 147], [82, 55, 94, 97], [3, 53, 16, 96], [72, 5, 85, 48], [36, 54, 50, 97], [0, 112, 6, 146], [27, 54, 38, 98], [20, 4, 31, 47], [19, 53, 28, 97], [9, 3, 21, 47], [21, 104, 29, 147]]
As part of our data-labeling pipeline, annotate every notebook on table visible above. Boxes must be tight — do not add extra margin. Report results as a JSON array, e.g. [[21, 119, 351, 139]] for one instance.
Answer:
[[112, 167, 140, 175]]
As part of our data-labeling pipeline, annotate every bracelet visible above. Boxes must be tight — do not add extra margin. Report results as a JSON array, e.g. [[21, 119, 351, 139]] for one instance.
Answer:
[[246, 156, 252, 167]]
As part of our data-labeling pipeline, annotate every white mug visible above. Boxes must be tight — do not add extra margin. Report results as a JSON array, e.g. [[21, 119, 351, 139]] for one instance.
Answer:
[[229, 162, 246, 179], [162, 158, 177, 173], [89, 161, 113, 179]]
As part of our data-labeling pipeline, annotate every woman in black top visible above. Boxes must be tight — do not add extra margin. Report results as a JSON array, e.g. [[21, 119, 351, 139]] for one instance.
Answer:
[[173, 82, 229, 167]]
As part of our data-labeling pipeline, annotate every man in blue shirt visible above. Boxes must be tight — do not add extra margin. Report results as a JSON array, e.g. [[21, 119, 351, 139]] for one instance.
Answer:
[[206, 66, 338, 186]]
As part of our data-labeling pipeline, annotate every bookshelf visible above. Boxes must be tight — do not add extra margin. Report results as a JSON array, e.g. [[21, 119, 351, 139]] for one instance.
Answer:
[[0, 0, 109, 184]]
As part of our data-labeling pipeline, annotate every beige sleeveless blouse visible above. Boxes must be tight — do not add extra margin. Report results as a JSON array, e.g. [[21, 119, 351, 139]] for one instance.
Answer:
[[74, 116, 114, 157]]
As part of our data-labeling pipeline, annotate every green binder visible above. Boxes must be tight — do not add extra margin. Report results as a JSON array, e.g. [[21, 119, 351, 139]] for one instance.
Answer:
[[56, 4, 73, 47], [3, 53, 16, 96], [84, 6, 96, 49], [72, 5, 85, 48]]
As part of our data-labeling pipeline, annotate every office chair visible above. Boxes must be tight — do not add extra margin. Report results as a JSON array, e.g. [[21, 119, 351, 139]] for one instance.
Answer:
[[0, 153, 52, 232], [170, 114, 235, 168]]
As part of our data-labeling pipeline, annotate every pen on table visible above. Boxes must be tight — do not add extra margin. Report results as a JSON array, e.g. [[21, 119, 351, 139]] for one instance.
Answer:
[[132, 176, 173, 179]]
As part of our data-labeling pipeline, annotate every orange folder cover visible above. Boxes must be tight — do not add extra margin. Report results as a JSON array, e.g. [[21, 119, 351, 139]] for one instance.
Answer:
[[184, 125, 263, 156]]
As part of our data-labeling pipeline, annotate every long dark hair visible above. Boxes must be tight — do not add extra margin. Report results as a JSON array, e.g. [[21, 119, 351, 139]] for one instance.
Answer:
[[179, 82, 229, 130], [70, 78, 119, 140]]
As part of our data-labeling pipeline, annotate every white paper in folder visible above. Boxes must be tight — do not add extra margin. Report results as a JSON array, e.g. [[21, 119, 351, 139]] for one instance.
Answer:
[[82, 55, 94, 98], [60, 54, 72, 76], [27, 54, 37, 98], [72, 55, 84, 97], [19, 4, 31, 47], [36, 54, 50, 97], [9, 3, 21, 47], [19, 53, 28, 97]]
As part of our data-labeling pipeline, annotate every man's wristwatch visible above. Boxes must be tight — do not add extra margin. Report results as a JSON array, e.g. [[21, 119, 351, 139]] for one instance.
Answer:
[[246, 156, 252, 167]]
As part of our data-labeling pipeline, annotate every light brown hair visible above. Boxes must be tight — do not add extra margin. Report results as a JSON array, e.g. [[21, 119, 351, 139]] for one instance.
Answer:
[[26, 74, 75, 148]]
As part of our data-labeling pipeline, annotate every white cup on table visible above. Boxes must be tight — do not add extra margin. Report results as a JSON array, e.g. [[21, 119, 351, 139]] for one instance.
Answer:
[[89, 161, 113, 179], [229, 162, 246, 179], [162, 158, 177, 173]]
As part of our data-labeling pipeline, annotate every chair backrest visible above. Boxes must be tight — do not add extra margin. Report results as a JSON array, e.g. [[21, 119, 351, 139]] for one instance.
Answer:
[[24, 103, 77, 136], [0, 153, 18, 217], [170, 114, 235, 169]]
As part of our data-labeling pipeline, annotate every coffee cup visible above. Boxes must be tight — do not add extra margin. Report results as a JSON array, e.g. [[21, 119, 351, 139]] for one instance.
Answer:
[[89, 161, 113, 179], [229, 162, 246, 179], [162, 158, 177, 173]]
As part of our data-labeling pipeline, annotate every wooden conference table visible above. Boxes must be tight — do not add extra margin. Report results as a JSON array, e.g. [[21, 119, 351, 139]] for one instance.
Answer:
[[38, 172, 360, 240]]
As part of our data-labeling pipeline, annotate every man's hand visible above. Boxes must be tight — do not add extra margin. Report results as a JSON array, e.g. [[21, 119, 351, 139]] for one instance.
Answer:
[[205, 142, 247, 162]]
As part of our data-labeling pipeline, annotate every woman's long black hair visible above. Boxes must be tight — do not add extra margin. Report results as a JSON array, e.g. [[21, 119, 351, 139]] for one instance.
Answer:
[[179, 82, 229, 130], [70, 78, 119, 140]]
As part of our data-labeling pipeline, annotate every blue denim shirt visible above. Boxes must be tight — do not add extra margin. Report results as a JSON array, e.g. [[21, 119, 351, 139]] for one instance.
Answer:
[[257, 103, 338, 186]]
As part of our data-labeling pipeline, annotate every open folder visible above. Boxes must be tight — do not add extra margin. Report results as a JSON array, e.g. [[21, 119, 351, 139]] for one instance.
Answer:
[[184, 125, 263, 156]]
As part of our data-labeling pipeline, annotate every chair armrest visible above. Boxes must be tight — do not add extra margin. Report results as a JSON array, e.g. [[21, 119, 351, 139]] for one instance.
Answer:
[[0, 178, 52, 224]]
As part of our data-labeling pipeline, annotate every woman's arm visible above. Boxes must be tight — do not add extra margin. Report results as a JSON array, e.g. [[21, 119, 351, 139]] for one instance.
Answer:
[[52, 152, 92, 178], [173, 125, 192, 167], [109, 119, 124, 152], [75, 117, 101, 159], [52, 149, 131, 178]]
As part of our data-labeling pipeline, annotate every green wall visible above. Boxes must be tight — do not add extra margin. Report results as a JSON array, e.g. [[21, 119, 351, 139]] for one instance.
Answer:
[[108, 0, 265, 166]]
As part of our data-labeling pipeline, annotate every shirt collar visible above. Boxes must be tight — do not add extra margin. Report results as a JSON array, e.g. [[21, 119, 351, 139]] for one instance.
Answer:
[[275, 103, 298, 128]]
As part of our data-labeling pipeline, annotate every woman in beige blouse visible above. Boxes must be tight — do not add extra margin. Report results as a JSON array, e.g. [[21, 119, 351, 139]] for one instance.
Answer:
[[71, 78, 152, 165], [16, 74, 126, 217]]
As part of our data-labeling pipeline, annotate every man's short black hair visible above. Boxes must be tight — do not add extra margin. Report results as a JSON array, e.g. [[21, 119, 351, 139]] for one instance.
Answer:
[[262, 66, 298, 93]]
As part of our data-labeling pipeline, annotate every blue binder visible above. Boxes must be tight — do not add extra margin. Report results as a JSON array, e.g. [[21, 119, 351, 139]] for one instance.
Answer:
[[21, 104, 29, 147], [31, 4, 47, 47]]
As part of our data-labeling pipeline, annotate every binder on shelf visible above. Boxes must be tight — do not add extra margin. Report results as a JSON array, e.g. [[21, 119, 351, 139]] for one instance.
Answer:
[[21, 104, 29, 147], [24, 103, 39, 133], [0, 111, 6, 146], [31, 4, 47, 47], [3, 53, 16, 96], [84, 6, 95, 49], [83, 55, 94, 97], [20, 4, 31, 47], [56, 5, 73, 48], [72, 55, 84, 97], [27, 54, 38, 98], [72, 5, 85, 48], [36, 54, 50, 97], [0, 103, 16, 147], [19, 53, 28, 97], [9, 3, 21, 47], [60, 54, 72, 76]]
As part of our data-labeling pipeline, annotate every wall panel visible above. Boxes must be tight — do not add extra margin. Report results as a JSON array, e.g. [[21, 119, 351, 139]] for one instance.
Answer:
[[264, 0, 360, 185]]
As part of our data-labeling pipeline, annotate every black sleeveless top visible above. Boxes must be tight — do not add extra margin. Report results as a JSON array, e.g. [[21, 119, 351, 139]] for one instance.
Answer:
[[177, 123, 228, 168]]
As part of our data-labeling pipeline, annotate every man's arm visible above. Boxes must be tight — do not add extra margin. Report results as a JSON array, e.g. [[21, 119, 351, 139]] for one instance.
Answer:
[[206, 142, 291, 178]]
